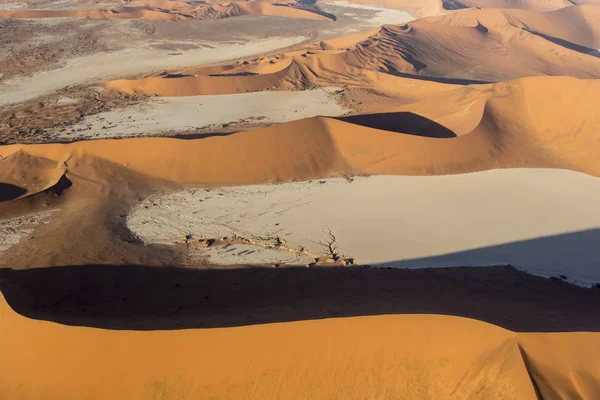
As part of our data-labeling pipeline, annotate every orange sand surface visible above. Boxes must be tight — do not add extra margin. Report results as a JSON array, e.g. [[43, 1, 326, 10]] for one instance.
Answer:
[[102, 5, 600, 97], [2, 289, 600, 399], [2, 76, 599, 188]]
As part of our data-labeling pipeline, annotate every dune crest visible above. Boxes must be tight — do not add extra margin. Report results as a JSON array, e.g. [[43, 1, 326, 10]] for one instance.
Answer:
[[2, 288, 600, 399], [102, 5, 600, 97], [3, 76, 597, 187]]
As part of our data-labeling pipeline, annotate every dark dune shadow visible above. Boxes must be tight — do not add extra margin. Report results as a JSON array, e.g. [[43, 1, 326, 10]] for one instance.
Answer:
[[162, 73, 196, 79], [336, 112, 457, 138], [208, 72, 258, 77], [0, 183, 26, 202], [442, 0, 468, 10], [384, 69, 491, 85], [1, 262, 599, 332], [170, 130, 239, 139], [292, 5, 337, 21], [527, 30, 600, 59], [47, 174, 72, 196], [374, 229, 600, 287]]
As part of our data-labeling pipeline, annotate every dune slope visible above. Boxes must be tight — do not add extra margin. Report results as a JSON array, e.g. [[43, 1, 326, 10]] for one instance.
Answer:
[[103, 5, 600, 96], [2, 289, 600, 399], [3, 76, 600, 186]]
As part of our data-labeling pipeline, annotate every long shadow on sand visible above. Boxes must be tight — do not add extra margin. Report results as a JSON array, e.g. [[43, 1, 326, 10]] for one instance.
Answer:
[[373, 229, 600, 286], [0, 183, 26, 202], [527, 30, 600, 59], [336, 112, 457, 137], [383, 69, 491, 85], [1, 261, 599, 332]]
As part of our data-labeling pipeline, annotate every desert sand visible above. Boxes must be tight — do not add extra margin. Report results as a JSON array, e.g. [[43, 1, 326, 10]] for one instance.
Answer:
[[0, 35, 308, 106], [3, 288, 600, 399], [2, 0, 600, 397], [103, 5, 600, 97], [3, 76, 599, 182]]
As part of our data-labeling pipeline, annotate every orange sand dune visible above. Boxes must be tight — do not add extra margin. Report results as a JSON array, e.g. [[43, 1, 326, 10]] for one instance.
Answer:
[[103, 5, 600, 97], [431, 5, 600, 48], [444, 0, 573, 11], [3, 76, 600, 186], [0, 151, 65, 201], [444, 0, 600, 11], [0, 0, 332, 21], [1, 289, 599, 399]]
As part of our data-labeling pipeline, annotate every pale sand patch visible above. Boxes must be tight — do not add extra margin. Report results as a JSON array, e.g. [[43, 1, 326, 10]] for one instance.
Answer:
[[0, 3, 25, 10], [328, 1, 415, 26], [50, 88, 348, 140], [128, 169, 600, 285], [0, 35, 307, 106], [0, 210, 57, 253]]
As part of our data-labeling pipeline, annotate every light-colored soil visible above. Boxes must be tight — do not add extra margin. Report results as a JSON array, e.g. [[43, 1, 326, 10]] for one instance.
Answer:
[[48, 87, 348, 140], [127, 170, 600, 285], [0, 35, 307, 106], [0, 210, 58, 252]]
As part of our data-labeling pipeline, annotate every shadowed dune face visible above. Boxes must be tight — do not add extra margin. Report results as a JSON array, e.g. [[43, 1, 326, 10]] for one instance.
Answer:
[[4, 281, 600, 400], [1, 264, 600, 332], [0, 183, 26, 202], [0, 287, 542, 400], [337, 111, 457, 137]]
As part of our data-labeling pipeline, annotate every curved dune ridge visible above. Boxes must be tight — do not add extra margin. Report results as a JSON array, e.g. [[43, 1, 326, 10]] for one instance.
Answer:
[[0, 151, 67, 202], [102, 5, 600, 96], [0, 0, 334, 21], [1, 290, 599, 399], [3, 76, 599, 186], [442, 0, 600, 11]]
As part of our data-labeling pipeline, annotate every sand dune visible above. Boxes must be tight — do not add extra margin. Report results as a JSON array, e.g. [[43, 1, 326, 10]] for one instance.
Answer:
[[2, 0, 599, 395], [103, 5, 600, 96], [3, 76, 599, 186], [0, 0, 334, 21], [443, 0, 573, 11], [443, 0, 600, 11], [2, 288, 600, 399], [0, 35, 308, 107], [0, 151, 66, 200]]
